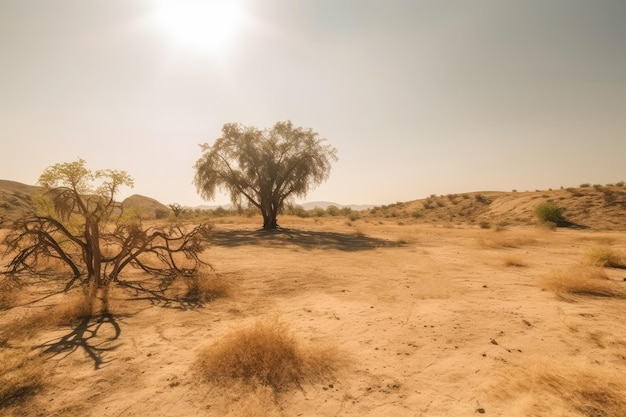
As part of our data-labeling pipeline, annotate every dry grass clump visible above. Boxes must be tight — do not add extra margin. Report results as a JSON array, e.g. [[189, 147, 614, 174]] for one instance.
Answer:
[[0, 277, 20, 311], [53, 290, 95, 326], [182, 268, 230, 303], [539, 266, 625, 298], [584, 246, 625, 268], [0, 349, 47, 409], [497, 359, 626, 417], [196, 318, 343, 393], [1, 291, 94, 342]]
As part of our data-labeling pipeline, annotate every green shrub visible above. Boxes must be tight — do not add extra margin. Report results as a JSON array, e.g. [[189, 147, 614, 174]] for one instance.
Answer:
[[325, 205, 340, 216], [534, 201, 565, 225]]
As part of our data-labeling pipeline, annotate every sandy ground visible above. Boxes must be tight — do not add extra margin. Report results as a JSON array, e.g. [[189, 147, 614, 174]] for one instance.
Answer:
[[2, 216, 626, 416]]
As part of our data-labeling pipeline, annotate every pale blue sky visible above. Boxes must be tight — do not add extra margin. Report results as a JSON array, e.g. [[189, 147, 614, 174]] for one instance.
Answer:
[[1, 0, 625, 206]]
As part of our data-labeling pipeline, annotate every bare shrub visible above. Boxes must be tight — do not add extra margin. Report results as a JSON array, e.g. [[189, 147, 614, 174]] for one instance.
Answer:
[[196, 318, 343, 392], [539, 266, 625, 298], [0, 349, 47, 409], [584, 246, 625, 268]]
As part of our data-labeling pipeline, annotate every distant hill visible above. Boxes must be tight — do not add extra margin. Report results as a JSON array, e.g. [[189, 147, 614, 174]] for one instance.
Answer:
[[2, 179, 625, 229], [0, 179, 41, 219], [0, 180, 172, 221], [300, 201, 375, 211], [121, 194, 171, 219], [365, 185, 626, 230]]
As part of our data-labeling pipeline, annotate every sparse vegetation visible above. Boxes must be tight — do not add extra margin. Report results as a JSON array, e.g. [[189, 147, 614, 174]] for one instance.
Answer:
[[539, 266, 625, 298], [534, 201, 566, 226], [196, 318, 342, 392], [498, 358, 626, 417], [0, 349, 47, 409], [584, 246, 625, 268]]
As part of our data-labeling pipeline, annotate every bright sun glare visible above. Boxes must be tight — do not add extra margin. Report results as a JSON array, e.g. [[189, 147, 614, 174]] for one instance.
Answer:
[[153, 0, 246, 53]]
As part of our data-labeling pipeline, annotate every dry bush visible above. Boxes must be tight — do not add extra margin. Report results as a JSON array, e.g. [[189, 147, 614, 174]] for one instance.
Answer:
[[584, 246, 625, 268], [182, 268, 230, 303], [497, 358, 626, 417], [501, 255, 527, 267], [0, 291, 94, 342], [196, 318, 343, 393], [53, 290, 95, 326], [539, 266, 625, 298], [0, 277, 20, 311], [0, 349, 47, 410]]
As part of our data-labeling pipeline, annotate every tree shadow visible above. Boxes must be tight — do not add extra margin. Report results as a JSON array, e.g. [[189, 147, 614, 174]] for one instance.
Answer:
[[116, 279, 208, 310], [35, 312, 121, 370], [208, 228, 402, 251]]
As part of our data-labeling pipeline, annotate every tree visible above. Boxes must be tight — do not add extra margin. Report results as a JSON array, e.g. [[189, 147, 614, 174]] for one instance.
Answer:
[[2, 159, 211, 312], [169, 203, 188, 218], [194, 121, 338, 230]]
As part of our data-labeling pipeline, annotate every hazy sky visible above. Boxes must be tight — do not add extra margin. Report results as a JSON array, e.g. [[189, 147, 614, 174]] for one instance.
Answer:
[[1, 0, 625, 207]]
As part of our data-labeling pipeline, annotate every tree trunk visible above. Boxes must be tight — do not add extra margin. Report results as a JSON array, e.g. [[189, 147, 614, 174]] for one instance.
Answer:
[[262, 206, 279, 230]]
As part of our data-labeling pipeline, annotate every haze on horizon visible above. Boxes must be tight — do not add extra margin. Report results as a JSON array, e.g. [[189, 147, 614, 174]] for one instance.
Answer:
[[1, 0, 625, 208]]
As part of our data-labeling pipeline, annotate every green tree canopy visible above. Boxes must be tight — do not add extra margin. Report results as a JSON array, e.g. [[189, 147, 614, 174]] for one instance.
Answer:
[[194, 121, 338, 229]]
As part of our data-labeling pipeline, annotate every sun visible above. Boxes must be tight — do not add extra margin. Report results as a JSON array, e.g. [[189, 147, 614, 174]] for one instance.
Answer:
[[152, 0, 247, 53]]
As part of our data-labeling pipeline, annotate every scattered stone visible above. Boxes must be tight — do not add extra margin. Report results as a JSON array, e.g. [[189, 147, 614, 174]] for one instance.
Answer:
[[522, 319, 532, 327], [482, 285, 488, 288], [490, 338, 498, 345], [477, 407, 486, 413]]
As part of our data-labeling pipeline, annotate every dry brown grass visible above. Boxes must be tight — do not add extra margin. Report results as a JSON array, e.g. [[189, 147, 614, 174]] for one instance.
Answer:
[[182, 267, 230, 303], [0, 277, 20, 311], [497, 358, 626, 417], [1, 290, 94, 342], [196, 318, 344, 393], [0, 348, 47, 410], [584, 246, 626, 268], [539, 266, 625, 298]]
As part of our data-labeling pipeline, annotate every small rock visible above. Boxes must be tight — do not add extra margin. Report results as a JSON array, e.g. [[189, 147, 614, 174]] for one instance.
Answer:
[[482, 285, 488, 288], [477, 407, 486, 414], [522, 319, 532, 327], [490, 338, 498, 345]]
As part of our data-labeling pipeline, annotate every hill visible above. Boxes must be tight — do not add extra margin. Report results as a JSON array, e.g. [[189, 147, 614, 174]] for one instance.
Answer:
[[366, 184, 626, 230], [300, 201, 375, 211], [2, 179, 625, 229], [0, 179, 42, 219], [121, 194, 171, 219], [0, 180, 172, 221]]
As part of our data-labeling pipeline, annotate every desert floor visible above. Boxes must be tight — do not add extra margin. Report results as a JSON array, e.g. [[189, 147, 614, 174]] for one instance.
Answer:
[[2, 216, 626, 416]]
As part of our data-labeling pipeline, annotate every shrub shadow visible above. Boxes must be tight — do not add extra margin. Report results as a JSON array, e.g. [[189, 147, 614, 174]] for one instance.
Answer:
[[208, 228, 401, 251], [36, 312, 121, 370]]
